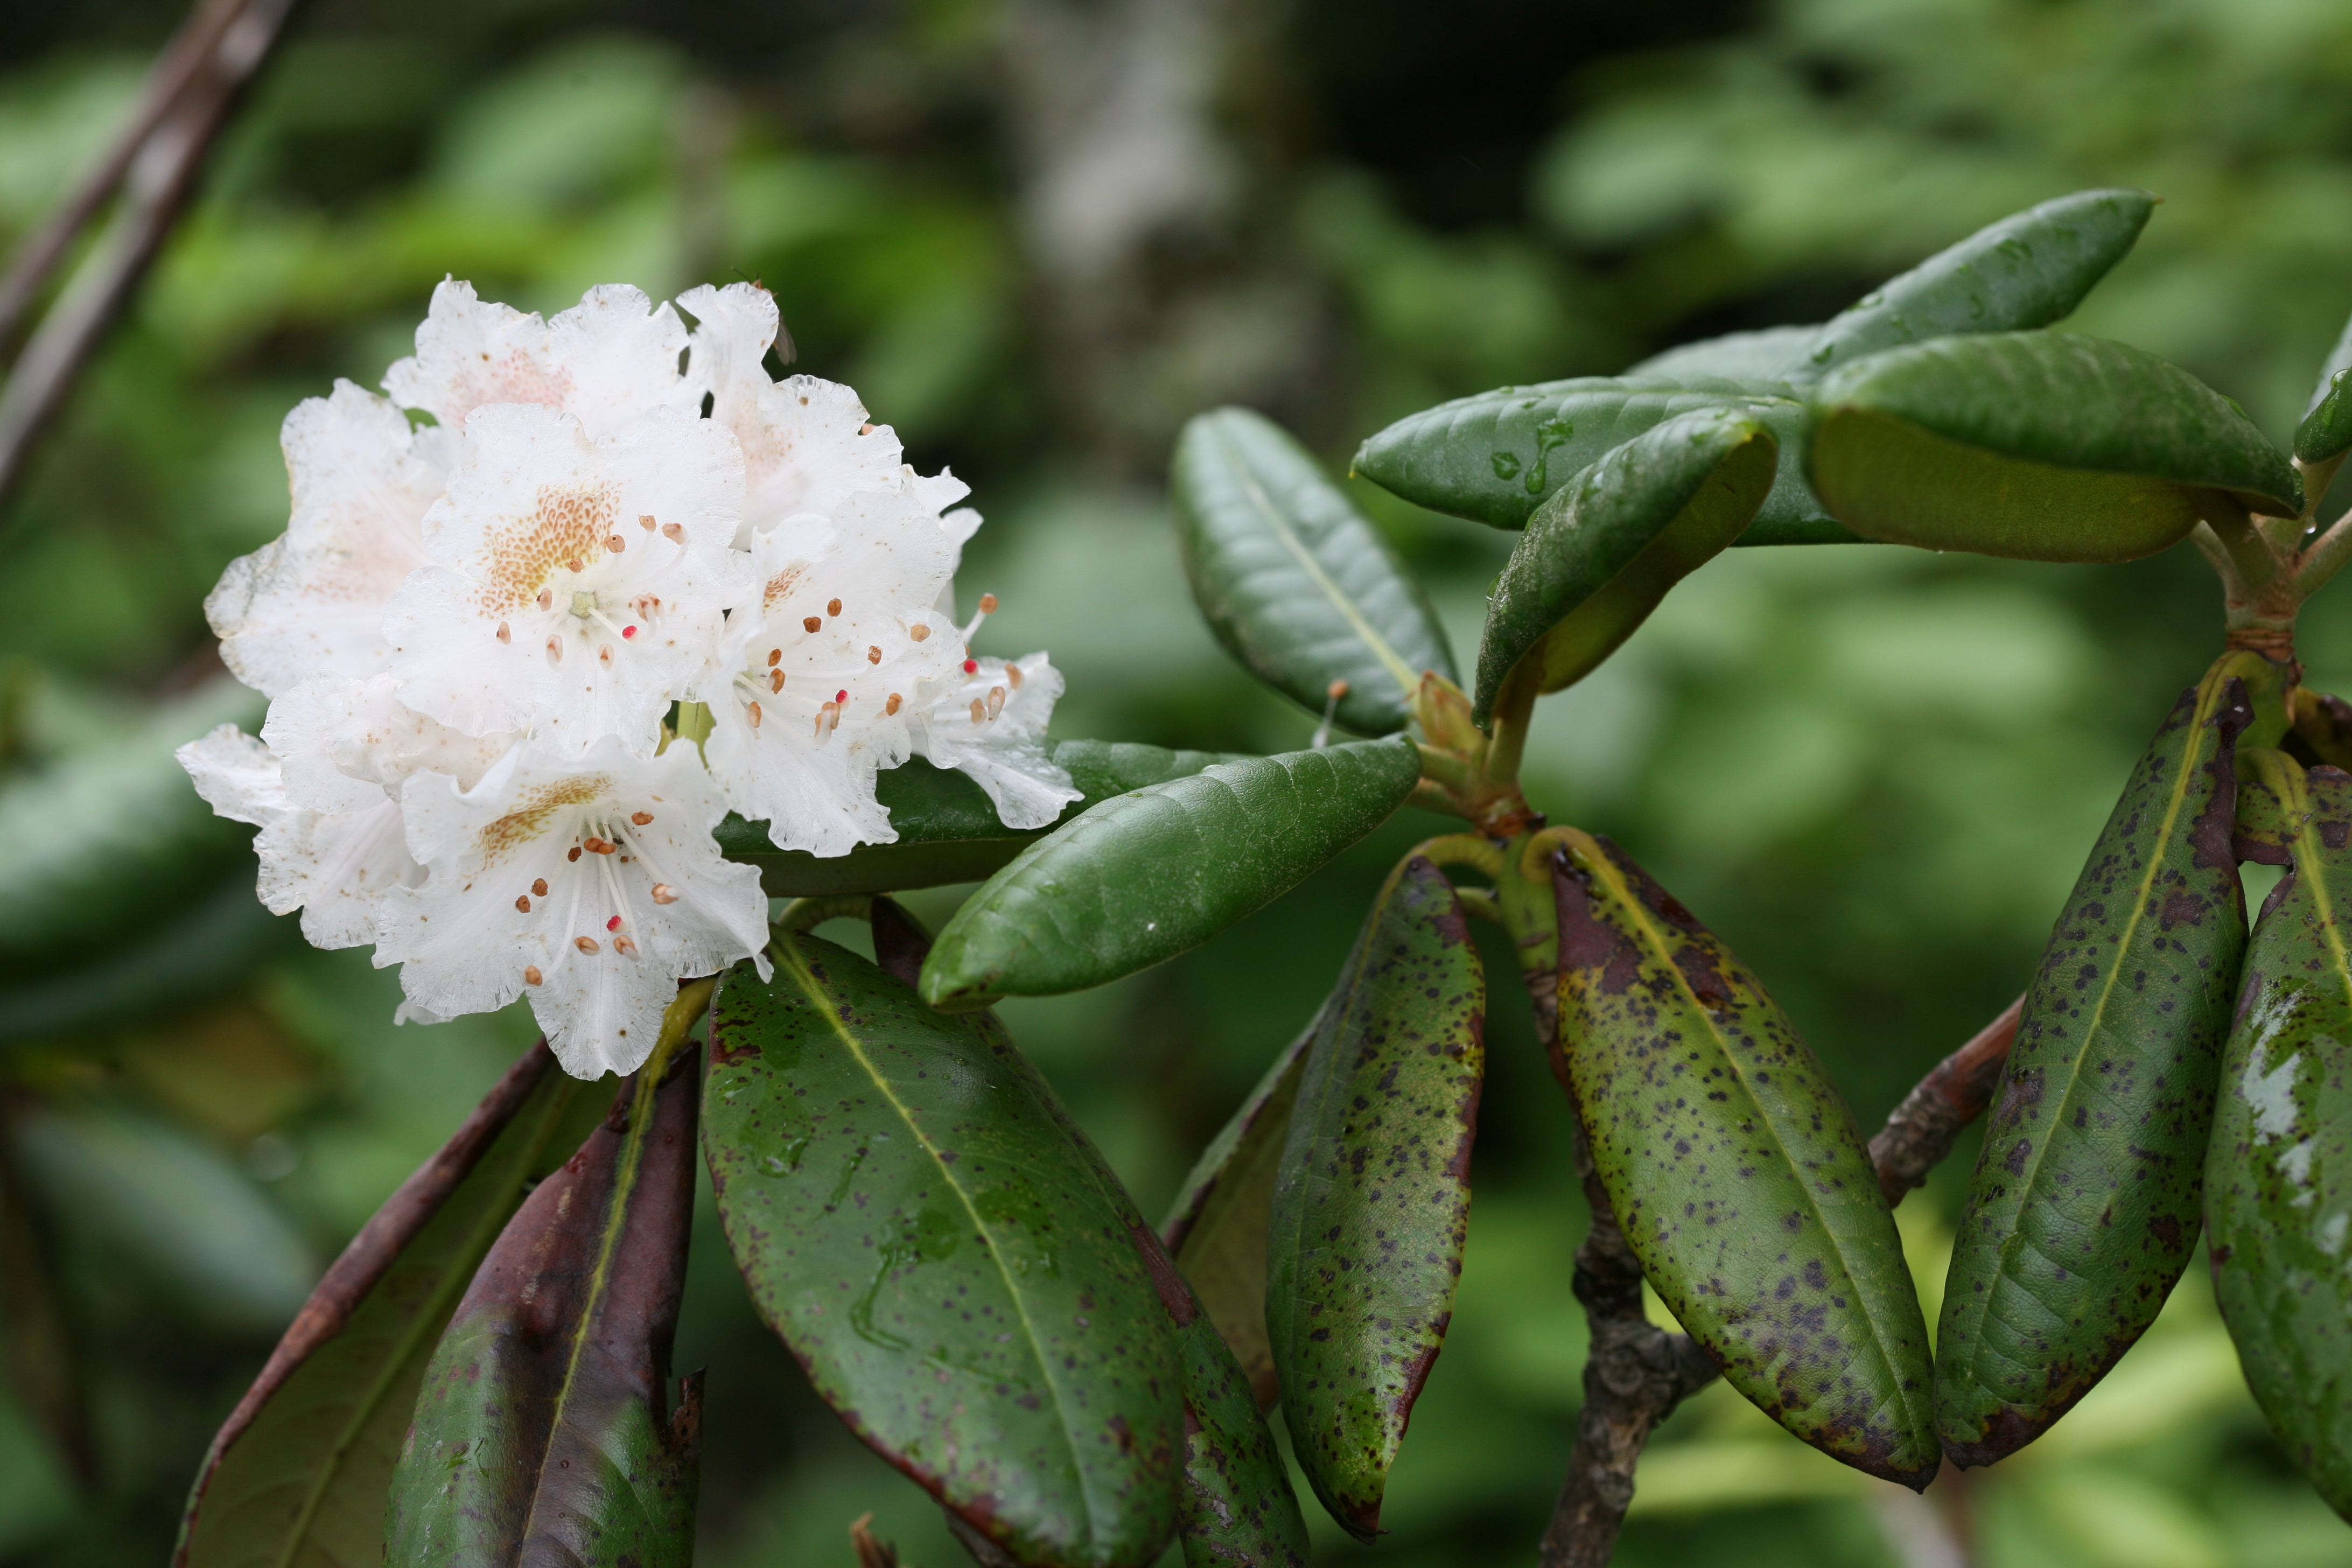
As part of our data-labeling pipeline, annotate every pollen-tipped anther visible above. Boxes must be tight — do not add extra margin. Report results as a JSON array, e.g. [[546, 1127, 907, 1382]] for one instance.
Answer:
[[909, 624, 932, 642], [969, 697, 985, 724], [515, 894, 531, 913], [662, 522, 685, 543], [650, 883, 678, 904], [747, 701, 762, 730], [524, 965, 543, 986], [631, 810, 654, 825], [802, 615, 822, 633], [987, 686, 1006, 719], [575, 936, 600, 954], [584, 837, 617, 855]]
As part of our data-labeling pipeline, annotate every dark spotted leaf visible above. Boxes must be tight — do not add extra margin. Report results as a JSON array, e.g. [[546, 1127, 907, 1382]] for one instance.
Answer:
[[1553, 831, 1938, 1488], [918, 738, 1421, 1012], [2207, 759, 2352, 1518], [1266, 856, 1484, 1538], [1809, 333, 2302, 562], [1173, 407, 1456, 736], [1797, 188, 2155, 381], [1161, 1027, 1313, 1410], [2295, 306, 2352, 464], [177, 1043, 594, 1568], [1937, 651, 2256, 1465], [386, 1056, 703, 1566], [1472, 408, 1776, 723], [1351, 376, 1849, 545], [704, 936, 1185, 1567], [719, 741, 1243, 898]]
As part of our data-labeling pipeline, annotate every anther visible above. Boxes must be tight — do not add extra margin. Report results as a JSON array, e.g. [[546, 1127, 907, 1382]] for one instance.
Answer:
[[867, 645, 881, 664], [813, 706, 829, 740], [622, 625, 638, 639], [538, 589, 553, 611], [496, 620, 510, 643], [769, 668, 785, 692], [963, 658, 978, 675], [987, 685, 1006, 719], [767, 648, 782, 667], [650, 884, 678, 904], [547, 635, 563, 664], [533, 879, 549, 896], [607, 915, 624, 932], [568, 846, 583, 862], [662, 522, 685, 543], [1312, 678, 1349, 750], [835, 689, 848, 704], [607, 533, 626, 552], [803, 616, 822, 633], [970, 697, 985, 724], [979, 592, 998, 613], [631, 810, 654, 825], [584, 837, 617, 855], [909, 624, 932, 642], [515, 894, 531, 913], [524, 965, 543, 985], [747, 701, 762, 729], [568, 557, 586, 573], [576, 936, 601, 954], [640, 514, 657, 530], [614, 935, 639, 957], [885, 692, 902, 716], [827, 598, 843, 617], [1007, 663, 1024, 689]]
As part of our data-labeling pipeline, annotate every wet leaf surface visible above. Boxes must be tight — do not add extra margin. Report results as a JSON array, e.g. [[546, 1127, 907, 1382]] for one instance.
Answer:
[[1266, 855, 1484, 1538], [1937, 653, 2255, 1465], [2207, 760, 2352, 1518], [2295, 306, 2352, 463], [177, 1042, 594, 1568], [705, 935, 1185, 1567], [1554, 831, 1938, 1488], [1173, 407, 1456, 736], [918, 737, 1421, 1011], [386, 1056, 702, 1566]]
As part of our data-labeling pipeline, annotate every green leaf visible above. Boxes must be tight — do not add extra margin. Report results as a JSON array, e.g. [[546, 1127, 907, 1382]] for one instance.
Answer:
[[177, 1044, 593, 1568], [1173, 407, 1456, 734], [1626, 325, 1820, 382], [1809, 333, 2302, 561], [1160, 1027, 1313, 1410], [718, 741, 1244, 898], [1, 676, 262, 978], [1798, 188, 2155, 381], [1352, 376, 1850, 545], [2207, 757, 2352, 1518], [1266, 855, 1483, 1538], [2294, 306, 2352, 464], [1555, 831, 1938, 1488], [705, 936, 1185, 1567], [387, 1059, 703, 1566], [1472, 408, 1776, 723], [1172, 1299, 1312, 1568], [1936, 653, 2255, 1466], [918, 737, 1422, 1012]]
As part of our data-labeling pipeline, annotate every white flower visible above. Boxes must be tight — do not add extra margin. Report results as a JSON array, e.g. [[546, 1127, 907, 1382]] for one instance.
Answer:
[[205, 381, 444, 698], [695, 483, 971, 855], [679, 283, 906, 547], [383, 402, 744, 755], [377, 737, 770, 1078], [263, 675, 515, 812], [384, 280, 699, 440], [908, 648, 1080, 830]]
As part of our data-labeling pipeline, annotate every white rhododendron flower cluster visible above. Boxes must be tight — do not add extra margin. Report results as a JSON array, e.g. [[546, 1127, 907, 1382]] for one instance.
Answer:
[[179, 281, 1077, 1078]]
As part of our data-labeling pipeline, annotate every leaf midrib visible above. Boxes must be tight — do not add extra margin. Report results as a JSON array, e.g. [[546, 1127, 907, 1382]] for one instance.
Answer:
[[779, 940, 1105, 1552]]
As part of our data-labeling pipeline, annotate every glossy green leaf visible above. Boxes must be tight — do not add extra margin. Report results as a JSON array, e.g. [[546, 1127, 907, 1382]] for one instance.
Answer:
[[1809, 333, 2302, 562], [1554, 830, 1938, 1488], [918, 737, 1422, 1012], [1798, 188, 2154, 381], [1936, 653, 2255, 1465], [1266, 855, 1483, 1538], [1161, 1027, 1313, 1410], [387, 1060, 702, 1566], [704, 936, 1185, 1567], [1352, 376, 1850, 545], [2207, 759, 2352, 1518], [1173, 407, 1456, 735], [177, 1044, 592, 1568], [1, 676, 262, 978], [718, 741, 1243, 898], [1626, 325, 1819, 382], [2294, 306, 2352, 464], [1472, 408, 1776, 723]]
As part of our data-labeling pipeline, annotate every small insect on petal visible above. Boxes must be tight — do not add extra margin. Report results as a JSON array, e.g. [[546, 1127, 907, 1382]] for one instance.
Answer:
[[662, 522, 685, 543], [979, 593, 998, 613], [909, 624, 932, 642], [963, 659, 978, 675], [496, 621, 511, 643], [524, 965, 543, 985], [515, 895, 531, 913], [885, 692, 902, 716], [576, 936, 600, 954], [533, 878, 549, 895], [607, 915, 623, 932], [607, 533, 626, 552], [867, 645, 881, 664], [767, 648, 782, 667], [802, 616, 822, 634], [568, 846, 583, 862], [631, 811, 653, 825], [769, 669, 784, 693], [970, 698, 986, 724], [987, 685, 1006, 719], [747, 701, 762, 729], [614, 935, 639, 957], [827, 597, 842, 617], [650, 883, 678, 904], [622, 625, 638, 639], [584, 837, 617, 855], [639, 514, 657, 531], [1007, 663, 1024, 689]]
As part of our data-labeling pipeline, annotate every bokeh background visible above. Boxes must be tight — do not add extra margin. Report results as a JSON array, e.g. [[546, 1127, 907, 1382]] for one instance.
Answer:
[[4, 0, 2352, 1564]]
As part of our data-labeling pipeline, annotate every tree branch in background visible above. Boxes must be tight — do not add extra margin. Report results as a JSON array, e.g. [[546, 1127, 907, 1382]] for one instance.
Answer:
[[1535, 949, 2023, 1568], [0, 0, 300, 513]]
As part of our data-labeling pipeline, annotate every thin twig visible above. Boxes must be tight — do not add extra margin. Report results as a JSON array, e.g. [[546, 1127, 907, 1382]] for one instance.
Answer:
[[0, 0, 299, 512], [1535, 909, 2022, 1567]]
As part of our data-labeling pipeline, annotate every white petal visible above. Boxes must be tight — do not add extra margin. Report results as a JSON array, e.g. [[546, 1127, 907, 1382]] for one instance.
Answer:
[[178, 724, 287, 827], [264, 675, 517, 813], [206, 382, 437, 698], [383, 279, 695, 440], [910, 653, 1080, 830]]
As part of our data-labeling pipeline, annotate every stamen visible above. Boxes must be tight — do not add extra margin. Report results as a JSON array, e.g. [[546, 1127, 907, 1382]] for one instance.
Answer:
[[813, 707, 828, 740], [866, 645, 881, 664], [640, 514, 657, 530], [568, 846, 583, 862], [584, 837, 617, 855], [748, 701, 762, 730], [650, 884, 678, 904], [830, 703, 843, 733], [1007, 663, 1024, 689], [827, 597, 843, 617], [547, 635, 563, 665], [576, 936, 601, 954], [960, 596, 995, 643], [987, 685, 1006, 719], [767, 648, 782, 667], [622, 625, 638, 640], [769, 669, 785, 693], [607, 533, 626, 552], [524, 965, 543, 985], [1312, 677, 1349, 749], [515, 894, 531, 912], [496, 621, 511, 643], [607, 915, 624, 932], [662, 522, 685, 543], [885, 692, 902, 716], [631, 811, 654, 825], [614, 935, 639, 957], [979, 592, 998, 613], [802, 615, 822, 633], [909, 623, 932, 642], [533, 879, 549, 895], [969, 697, 985, 724]]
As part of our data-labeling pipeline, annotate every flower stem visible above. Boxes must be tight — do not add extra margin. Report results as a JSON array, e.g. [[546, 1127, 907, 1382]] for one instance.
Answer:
[[774, 894, 874, 935]]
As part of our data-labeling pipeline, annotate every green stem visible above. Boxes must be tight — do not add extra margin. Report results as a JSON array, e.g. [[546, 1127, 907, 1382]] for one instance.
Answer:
[[2294, 506, 2352, 602], [1456, 887, 1502, 926], [1483, 657, 1544, 787], [1412, 833, 1506, 879], [2203, 500, 2288, 594], [774, 894, 873, 934]]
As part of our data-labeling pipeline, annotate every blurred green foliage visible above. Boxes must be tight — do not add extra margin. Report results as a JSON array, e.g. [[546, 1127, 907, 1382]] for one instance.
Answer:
[[2, 0, 2351, 1563]]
